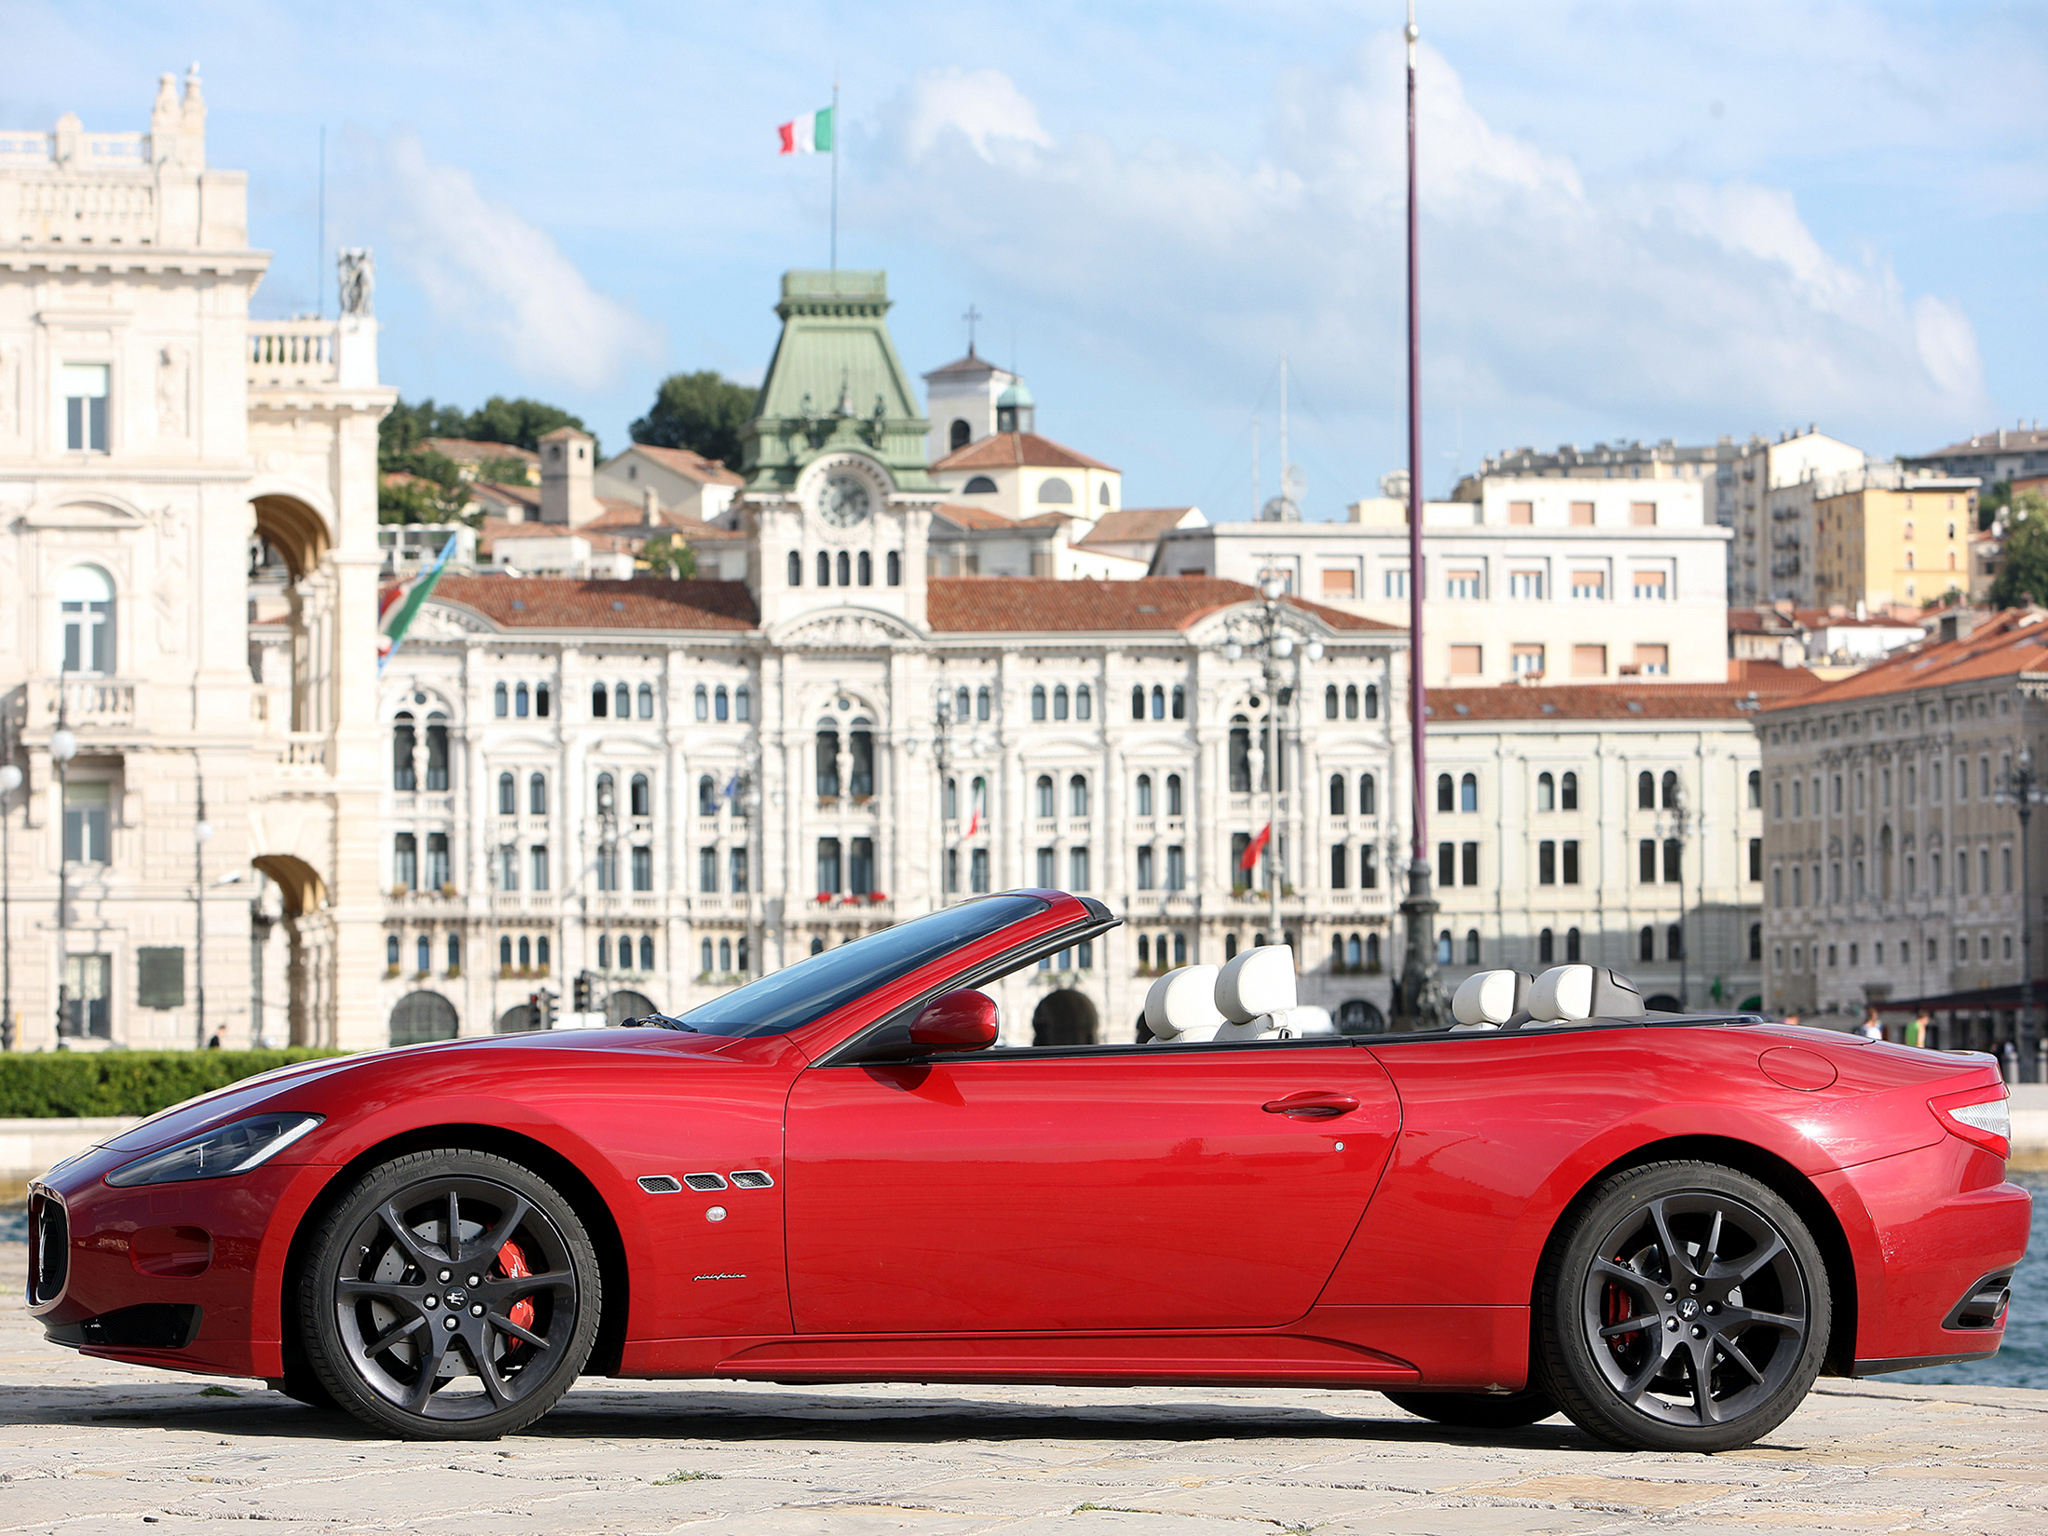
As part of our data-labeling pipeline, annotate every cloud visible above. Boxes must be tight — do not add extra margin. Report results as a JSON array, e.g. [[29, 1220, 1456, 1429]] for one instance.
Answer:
[[377, 135, 659, 392], [865, 38, 1987, 457]]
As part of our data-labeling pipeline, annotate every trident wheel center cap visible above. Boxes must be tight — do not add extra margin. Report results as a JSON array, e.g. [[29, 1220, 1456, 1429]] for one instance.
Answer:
[[1677, 1296, 1700, 1321], [445, 1287, 470, 1311]]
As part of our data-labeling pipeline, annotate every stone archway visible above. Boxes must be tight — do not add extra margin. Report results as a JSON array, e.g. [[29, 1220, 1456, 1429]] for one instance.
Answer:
[[390, 990, 458, 1046], [605, 989, 659, 1027], [251, 853, 329, 1047], [1032, 988, 1098, 1046], [251, 493, 333, 581]]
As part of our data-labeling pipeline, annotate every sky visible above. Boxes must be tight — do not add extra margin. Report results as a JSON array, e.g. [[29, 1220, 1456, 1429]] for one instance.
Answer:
[[5, 1, 2044, 514]]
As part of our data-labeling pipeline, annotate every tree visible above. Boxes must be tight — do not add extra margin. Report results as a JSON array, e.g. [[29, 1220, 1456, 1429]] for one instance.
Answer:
[[378, 395, 591, 468], [475, 455, 534, 486], [1987, 492, 2048, 609], [379, 398, 470, 467], [631, 371, 757, 469], [466, 395, 591, 453], [377, 452, 470, 525], [638, 533, 697, 579]]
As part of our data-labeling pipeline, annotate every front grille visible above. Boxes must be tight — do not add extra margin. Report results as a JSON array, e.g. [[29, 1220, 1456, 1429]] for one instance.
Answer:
[[1945, 1269, 2014, 1330], [46, 1304, 202, 1351], [28, 1194, 68, 1306]]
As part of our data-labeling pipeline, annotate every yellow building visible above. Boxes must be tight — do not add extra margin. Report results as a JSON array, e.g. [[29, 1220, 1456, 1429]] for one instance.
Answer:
[[1814, 466, 1977, 613]]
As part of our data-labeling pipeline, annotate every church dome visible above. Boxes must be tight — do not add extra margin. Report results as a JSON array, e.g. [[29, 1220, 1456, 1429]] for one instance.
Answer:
[[996, 379, 1035, 409]]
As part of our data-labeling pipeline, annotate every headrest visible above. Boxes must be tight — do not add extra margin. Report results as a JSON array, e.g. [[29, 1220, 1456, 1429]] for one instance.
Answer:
[[1215, 945, 1296, 1022], [1451, 970, 1530, 1029], [1527, 965, 1647, 1024], [1144, 965, 1223, 1041]]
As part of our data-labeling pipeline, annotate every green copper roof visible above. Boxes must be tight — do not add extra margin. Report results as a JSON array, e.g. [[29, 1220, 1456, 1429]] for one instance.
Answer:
[[740, 269, 935, 491]]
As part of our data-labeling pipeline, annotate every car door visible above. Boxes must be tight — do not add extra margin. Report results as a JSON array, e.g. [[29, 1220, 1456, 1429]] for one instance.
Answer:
[[783, 1040, 1402, 1336]]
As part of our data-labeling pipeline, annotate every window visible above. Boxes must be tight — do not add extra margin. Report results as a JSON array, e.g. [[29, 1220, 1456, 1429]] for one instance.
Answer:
[[632, 845, 652, 891], [1460, 773, 1478, 812], [63, 363, 109, 452], [639, 682, 655, 719], [1571, 643, 1606, 676], [1167, 774, 1183, 815], [1637, 770, 1655, 809], [1511, 644, 1545, 676], [1036, 775, 1055, 818], [1539, 840, 1557, 884], [1465, 930, 1481, 965], [62, 782, 110, 864], [836, 551, 851, 586], [1536, 772, 1555, 812], [393, 832, 417, 890], [1053, 685, 1069, 720], [495, 683, 509, 718], [1166, 845, 1185, 890], [1639, 839, 1656, 883], [1663, 839, 1682, 883], [788, 550, 802, 585], [1032, 685, 1047, 721], [1508, 571, 1543, 599], [1446, 570, 1482, 600], [593, 683, 609, 719], [730, 846, 748, 893], [392, 713, 416, 791], [1560, 771, 1577, 810], [528, 843, 549, 891], [970, 847, 989, 893], [1230, 718, 1253, 792], [615, 682, 630, 719], [598, 936, 611, 969], [2005, 845, 2016, 892], [1363, 684, 1378, 719], [1322, 568, 1357, 598], [850, 837, 875, 895], [1037, 846, 1056, 885], [1437, 930, 1453, 964], [945, 848, 959, 893], [1152, 686, 1166, 720], [1332, 844, 1349, 888], [1360, 773, 1375, 815], [1137, 774, 1154, 816], [1667, 922, 1685, 959], [1077, 685, 1092, 720], [641, 935, 657, 972], [389, 935, 402, 970], [1438, 841, 1454, 888], [1330, 774, 1346, 816], [817, 551, 830, 586], [1570, 570, 1605, 599], [1562, 840, 1580, 884], [1661, 770, 1680, 809], [535, 684, 549, 718], [424, 716, 449, 791], [1132, 685, 1146, 721], [817, 837, 842, 895], [1447, 644, 1482, 675], [498, 772, 516, 815], [1038, 476, 1074, 504], [849, 720, 874, 797], [517, 682, 532, 717], [1749, 838, 1762, 881], [1748, 769, 1762, 809], [595, 843, 617, 892], [425, 833, 449, 889], [1069, 846, 1090, 890], [1461, 842, 1479, 886], [1631, 501, 1657, 527], [887, 551, 901, 585], [1539, 928, 1554, 964], [1384, 569, 1409, 599], [816, 724, 840, 797], [1635, 644, 1669, 676], [498, 844, 517, 891], [698, 774, 718, 815], [976, 686, 991, 721], [1570, 501, 1594, 527], [858, 550, 872, 586], [1639, 925, 1655, 962], [1069, 774, 1089, 817], [1508, 500, 1533, 525], [529, 772, 547, 815]]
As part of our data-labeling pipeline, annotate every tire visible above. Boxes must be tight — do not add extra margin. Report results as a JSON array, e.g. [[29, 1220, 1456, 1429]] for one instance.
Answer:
[[297, 1149, 602, 1440], [1535, 1161, 1829, 1453], [1384, 1387, 1558, 1429]]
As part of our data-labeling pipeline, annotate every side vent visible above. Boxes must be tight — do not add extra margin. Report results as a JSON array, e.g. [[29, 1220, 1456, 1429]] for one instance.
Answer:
[[637, 1175, 684, 1194], [682, 1173, 729, 1192], [728, 1170, 775, 1189]]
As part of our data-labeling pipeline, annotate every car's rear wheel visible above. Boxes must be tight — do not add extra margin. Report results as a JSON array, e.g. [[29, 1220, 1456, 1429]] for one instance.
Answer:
[[297, 1149, 601, 1440], [1536, 1161, 1828, 1453], [1383, 1387, 1558, 1429]]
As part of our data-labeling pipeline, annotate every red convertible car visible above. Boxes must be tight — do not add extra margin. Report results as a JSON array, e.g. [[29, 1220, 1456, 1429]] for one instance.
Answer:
[[27, 891, 2030, 1451]]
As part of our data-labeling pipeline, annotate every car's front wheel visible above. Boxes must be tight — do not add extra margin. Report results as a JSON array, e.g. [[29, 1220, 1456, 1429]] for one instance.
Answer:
[[1536, 1161, 1829, 1453], [297, 1149, 601, 1440]]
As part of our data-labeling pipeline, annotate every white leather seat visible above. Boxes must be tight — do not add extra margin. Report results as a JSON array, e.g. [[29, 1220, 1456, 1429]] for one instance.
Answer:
[[1211, 945, 1298, 1040], [1144, 964, 1224, 1043], [1526, 965, 1648, 1025], [1451, 969, 1530, 1029]]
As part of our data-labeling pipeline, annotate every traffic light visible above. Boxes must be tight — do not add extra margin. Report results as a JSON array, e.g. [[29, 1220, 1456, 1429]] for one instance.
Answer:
[[537, 988, 557, 1030], [573, 972, 592, 1013]]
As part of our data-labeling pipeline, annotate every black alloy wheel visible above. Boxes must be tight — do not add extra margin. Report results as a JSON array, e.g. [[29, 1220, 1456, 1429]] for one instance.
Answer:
[[1536, 1161, 1829, 1453], [298, 1149, 601, 1440], [1383, 1386, 1559, 1429]]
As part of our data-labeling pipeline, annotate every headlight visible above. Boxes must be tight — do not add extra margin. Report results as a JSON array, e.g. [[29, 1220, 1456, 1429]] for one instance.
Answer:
[[105, 1113, 324, 1188]]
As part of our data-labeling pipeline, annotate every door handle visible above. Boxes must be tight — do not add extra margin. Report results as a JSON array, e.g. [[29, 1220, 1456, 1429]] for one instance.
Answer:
[[1262, 1090, 1359, 1119]]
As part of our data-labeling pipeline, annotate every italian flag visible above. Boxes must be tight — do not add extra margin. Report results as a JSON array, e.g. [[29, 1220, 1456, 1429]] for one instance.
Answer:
[[778, 105, 833, 155]]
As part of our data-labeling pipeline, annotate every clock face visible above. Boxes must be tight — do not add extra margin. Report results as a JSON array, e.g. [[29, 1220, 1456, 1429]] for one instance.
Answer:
[[821, 473, 872, 528]]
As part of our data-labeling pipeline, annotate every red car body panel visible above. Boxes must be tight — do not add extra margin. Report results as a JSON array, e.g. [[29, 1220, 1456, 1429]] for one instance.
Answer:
[[25, 892, 2032, 1400]]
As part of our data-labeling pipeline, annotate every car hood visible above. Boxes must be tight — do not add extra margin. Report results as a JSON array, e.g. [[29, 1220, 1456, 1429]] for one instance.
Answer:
[[99, 1026, 743, 1154]]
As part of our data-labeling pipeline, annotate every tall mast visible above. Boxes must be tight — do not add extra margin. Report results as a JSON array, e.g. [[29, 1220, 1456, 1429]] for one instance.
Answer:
[[1279, 352, 1289, 512]]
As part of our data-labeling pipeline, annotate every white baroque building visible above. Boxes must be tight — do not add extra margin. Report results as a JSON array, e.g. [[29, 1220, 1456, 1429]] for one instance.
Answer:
[[0, 76, 392, 1050], [374, 272, 1409, 1047]]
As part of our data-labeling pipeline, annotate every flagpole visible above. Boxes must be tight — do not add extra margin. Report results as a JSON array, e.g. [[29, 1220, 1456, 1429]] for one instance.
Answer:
[[830, 75, 839, 272]]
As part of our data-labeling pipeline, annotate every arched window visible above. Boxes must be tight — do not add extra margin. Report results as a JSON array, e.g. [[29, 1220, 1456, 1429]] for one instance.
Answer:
[[529, 772, 547, 815], [1566, 927, 1581, 962], [1076, 685, 1092, 720], [447, 934, 461, 972], [944, 777, 958, 819], [701, 938, 715, 973], [1460, 773, 1478, 813], [1661, 770, 1680, 809], [1157, 773, 1178, 816], [592, 683, 609, 719], [1536, 772, 1555, 812], [735, 685, 751, 721], [1637, 770, 1655, 809], [1037, 476, 1074, 504], [1360, 773, 1375, 815], [1069, 774, 1089, 817], [1330, 773, 1346, 816], [499, 936, 512, 969], [1151, 686, 1165, 720], [1560, 771, 1578, 810], [393, 832, 417, 889], [1748, 922, 1762, 960], [1036, 774, 1055, 818], [694, 684, 708, 721], [1136, 774, 1153, 816], [816, 551, 830, 586], [1346, 684, 1361, 720], [950, 418, 971, 451], [1436, 930, 1453, 964], [1137, 934, 1151, 969], [1172, 933, 1186, 964], [976, 686, 991, 721], [594, 772, 615, 816], [962, 474, 998, 494], [1436, 773, 1453, 812], [56, 565, 115, 674], [516, 935, 532, 970], [1667, 923, 1684, 960], [886, 550, 901, 585], [849, 718, 874, 797], [1364, 684, 1379, 719], [516, 682, 531, 718], [1747, 769, 1762, 808], [599, 936, 611, 969], [698, 774, 717, 815], [638, 683, 654, 719], [1464, 930, 1480, 965], [1638, 925, 1655, 961], [816, 723, 841, 797], [615, 682, 630, 720], [1347, 934, 1362, 967], [836, 550, 851, 586], [494, 682, 508, 717], [1325, 685, 1340, 719], [810, 936, 825, 956], [1539, 928, 1554, 964], [1171, 685, 1186, 719], [714, 685, 729, 722], [535, 683, 549, 718], [392, 713, 416, 791], [1230, 717, 1254, 792], [1053, 684, 1070, 720], [642, 935, 656, 972], [857, 550, 872, 586], [952, 685, 971, 722], [1225, 933, 1239, 960], [1032, 685, 1048, 721], [630, 773, 650, 818], [1131, 685, 1145, 720], [788, 550, 803, 586], [425, 714, 449, 791], [389, 935, 402, 968], [497, 772, 515, 815]]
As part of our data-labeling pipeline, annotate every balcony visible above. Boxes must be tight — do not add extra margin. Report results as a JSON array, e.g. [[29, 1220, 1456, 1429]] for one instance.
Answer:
[[491, 894, 556, 916], [27, 677, 137, 733], [275, 732, 330, 776], [248, 321, 339, 389]]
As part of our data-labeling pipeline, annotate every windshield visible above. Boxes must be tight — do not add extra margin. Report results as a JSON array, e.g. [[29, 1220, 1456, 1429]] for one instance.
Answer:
[[668, 894, 1050, 1038]]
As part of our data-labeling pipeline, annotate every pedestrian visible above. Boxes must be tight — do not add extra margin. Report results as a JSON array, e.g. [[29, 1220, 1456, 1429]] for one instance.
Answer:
[[1903, 1010, 1928, 1049], [1782, 1010, 1802, 1029], [1857, 1007, 1883, 1042], [206, 1028, 222, 1050]]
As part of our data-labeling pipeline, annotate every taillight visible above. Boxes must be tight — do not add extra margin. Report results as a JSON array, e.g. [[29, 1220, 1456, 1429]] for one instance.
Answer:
[[1931, 1085, 2012, 1160]]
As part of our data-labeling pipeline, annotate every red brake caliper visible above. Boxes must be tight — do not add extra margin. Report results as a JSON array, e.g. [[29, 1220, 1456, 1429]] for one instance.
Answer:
[[1603, 1268, 1633, 1358], [495, 1239, 536, 1350]]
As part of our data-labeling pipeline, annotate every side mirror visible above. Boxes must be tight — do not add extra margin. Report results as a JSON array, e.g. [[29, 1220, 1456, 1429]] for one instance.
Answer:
[[907, 989, 999, 1052]]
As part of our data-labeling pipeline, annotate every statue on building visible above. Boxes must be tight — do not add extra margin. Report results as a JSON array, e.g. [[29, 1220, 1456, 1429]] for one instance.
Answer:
[[337, 248, 374, 317]]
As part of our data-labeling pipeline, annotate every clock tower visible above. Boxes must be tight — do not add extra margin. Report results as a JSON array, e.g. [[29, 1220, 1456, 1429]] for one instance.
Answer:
[[738, 270, 938, 631]]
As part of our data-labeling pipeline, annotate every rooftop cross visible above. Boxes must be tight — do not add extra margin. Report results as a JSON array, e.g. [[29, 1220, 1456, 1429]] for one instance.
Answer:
[[962, 303, 982, 356]]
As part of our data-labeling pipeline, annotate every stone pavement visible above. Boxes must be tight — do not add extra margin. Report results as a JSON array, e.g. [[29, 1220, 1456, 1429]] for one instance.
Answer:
[[4, 1235, 2046, 1536]]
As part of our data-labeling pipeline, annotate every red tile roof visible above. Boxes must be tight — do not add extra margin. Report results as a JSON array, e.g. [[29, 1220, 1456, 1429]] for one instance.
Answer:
[[477, 521, 643, 556], [432, 576, 757, 631], [933, 502, 1016, 531], [613, 443, 745, 487], [422, 437, 540, 466], [1764, 607, 2048, 709], [1430, 664, 1825, 722], [927, 577, 1396, 635], [470, 481, 541, 510], [932, 432, 1115, 474], [1078, 507, 1198, 546]]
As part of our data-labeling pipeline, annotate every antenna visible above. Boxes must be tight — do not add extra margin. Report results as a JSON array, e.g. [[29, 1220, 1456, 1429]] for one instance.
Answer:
[[829, 73, 840, 271], [1279, 352, 1288, 508], [316, 125, 325, 319], [1252, 410, 1261, 520]]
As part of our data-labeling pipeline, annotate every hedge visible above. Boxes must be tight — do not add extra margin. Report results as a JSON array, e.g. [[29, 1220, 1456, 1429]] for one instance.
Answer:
[[0, 1050, 345, 1119]]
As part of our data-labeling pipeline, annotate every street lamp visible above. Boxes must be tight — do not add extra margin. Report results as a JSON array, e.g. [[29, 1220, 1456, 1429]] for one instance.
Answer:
[[1656, 784, 1691, 1010], [595, 771, 617, 1023], [50, 719, 77, 1042], [1211, 579, 1324, 951], [1, 760, 20, 1050], [1995, 746, 2040, 1081], [194, 812, 214, 1047]]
